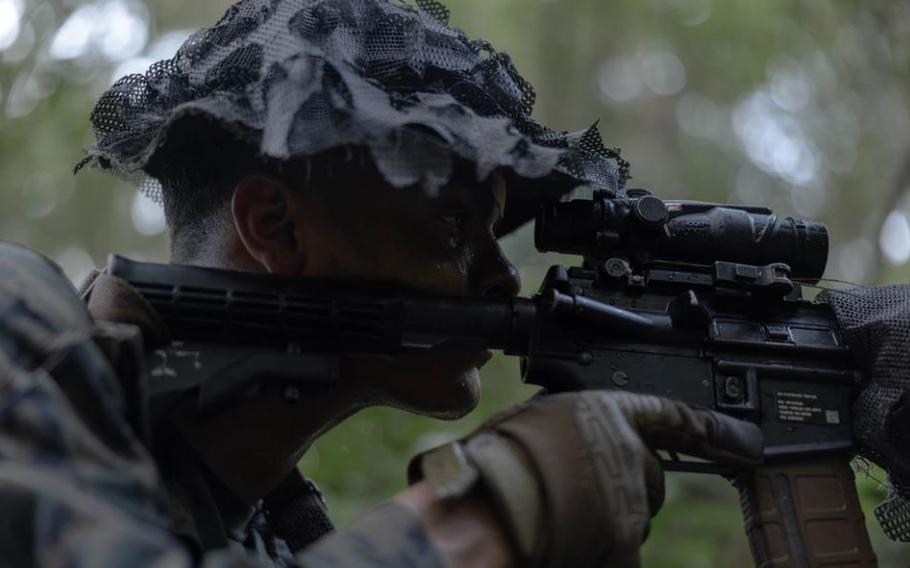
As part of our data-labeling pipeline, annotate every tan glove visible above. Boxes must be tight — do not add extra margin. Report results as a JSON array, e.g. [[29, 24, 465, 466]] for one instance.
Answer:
[[409, 391, 764, 568]]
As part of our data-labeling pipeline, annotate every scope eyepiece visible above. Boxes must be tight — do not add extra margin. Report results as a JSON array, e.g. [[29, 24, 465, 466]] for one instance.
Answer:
[[535, 191, 829, 281]]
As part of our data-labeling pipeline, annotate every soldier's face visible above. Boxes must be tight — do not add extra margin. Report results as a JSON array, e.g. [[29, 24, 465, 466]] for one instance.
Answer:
[[289, 173, 520, 418]]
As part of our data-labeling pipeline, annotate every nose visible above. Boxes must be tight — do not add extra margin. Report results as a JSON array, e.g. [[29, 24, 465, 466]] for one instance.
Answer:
[[472, 242, 521, 299]]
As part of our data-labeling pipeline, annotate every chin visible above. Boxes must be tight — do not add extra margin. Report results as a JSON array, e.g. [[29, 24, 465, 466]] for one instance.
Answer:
[[402, 367, 481, 420], [347, 351, 485, 419]]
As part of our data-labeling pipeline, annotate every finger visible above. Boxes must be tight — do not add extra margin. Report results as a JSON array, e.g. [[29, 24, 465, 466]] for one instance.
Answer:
[[621, 394, 764, 466], [642, 451, 665, 518]]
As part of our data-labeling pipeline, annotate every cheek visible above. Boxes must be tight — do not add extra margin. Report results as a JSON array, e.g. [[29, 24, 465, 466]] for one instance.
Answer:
[[366, 236, 476, 296], [410, 238, 478, 294], [404, 259, 472, 295], [306, 199, 478, 295]]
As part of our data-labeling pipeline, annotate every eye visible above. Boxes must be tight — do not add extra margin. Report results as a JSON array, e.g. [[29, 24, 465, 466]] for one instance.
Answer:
[[437, 211, 467, 248]]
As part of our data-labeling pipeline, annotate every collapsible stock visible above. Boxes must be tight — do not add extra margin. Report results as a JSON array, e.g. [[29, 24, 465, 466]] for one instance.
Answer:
[[736, 455, 877, 568]]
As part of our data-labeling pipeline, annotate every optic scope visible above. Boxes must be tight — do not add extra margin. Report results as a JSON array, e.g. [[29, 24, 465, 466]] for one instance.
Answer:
[[535, 190, 829, 281]]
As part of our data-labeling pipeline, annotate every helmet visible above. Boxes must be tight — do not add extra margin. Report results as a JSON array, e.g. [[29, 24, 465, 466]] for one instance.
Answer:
[[77, 0, 629, 236]]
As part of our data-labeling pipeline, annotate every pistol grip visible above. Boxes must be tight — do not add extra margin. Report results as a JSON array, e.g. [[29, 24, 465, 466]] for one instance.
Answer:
[[735, 455, 877, 568]]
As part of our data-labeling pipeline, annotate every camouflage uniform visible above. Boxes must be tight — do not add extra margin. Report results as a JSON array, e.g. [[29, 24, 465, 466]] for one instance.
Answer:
[[0, 241, 443, 567]]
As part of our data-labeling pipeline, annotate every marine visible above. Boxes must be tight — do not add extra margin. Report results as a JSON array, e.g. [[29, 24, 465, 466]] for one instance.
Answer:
[[0, 0, 764, 566]]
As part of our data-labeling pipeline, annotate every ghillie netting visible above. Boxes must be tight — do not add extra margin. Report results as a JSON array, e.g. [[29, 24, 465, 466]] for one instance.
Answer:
[[77, 0, 628, 216], [824, 285, 910, 542]]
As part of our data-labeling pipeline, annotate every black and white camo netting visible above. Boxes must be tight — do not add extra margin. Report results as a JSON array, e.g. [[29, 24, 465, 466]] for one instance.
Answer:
[[76, 0, 628, 202], [823, 285, 910, 542]]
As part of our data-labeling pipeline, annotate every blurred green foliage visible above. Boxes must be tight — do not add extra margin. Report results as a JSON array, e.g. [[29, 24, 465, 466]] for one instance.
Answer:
[[1, 0, 909, 565]]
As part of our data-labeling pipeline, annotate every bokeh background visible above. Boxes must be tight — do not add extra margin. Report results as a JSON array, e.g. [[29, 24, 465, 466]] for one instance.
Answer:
[[1, 0, 909, 565]]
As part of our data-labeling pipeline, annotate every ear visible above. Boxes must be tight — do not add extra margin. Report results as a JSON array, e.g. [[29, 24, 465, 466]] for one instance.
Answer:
[[232, 176, 306, 274]]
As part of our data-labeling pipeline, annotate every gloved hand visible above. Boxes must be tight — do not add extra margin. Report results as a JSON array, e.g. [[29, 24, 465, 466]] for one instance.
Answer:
[[410, 391, 764, 568]]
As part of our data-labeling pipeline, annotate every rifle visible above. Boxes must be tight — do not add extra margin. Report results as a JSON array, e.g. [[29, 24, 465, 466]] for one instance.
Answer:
[[108, 189, 877, 568]]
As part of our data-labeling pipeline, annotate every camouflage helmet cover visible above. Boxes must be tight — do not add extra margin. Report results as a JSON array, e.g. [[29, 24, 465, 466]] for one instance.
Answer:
[[78, 0, 629, 235]]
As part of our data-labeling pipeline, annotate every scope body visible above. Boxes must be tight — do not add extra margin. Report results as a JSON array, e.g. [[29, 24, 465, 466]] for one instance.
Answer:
[[536, 191, 829, 281]]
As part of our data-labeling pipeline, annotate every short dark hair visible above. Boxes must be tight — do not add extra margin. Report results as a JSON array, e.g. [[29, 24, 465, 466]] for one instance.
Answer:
[[145, 117, 382, 260], [144, 119, 259, 259]]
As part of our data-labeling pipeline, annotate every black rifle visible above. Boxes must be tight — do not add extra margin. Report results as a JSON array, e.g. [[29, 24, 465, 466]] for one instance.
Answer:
[[109, 189, 876, 568]]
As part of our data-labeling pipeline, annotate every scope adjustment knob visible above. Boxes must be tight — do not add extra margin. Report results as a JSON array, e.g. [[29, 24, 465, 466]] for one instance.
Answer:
[[634, 195, 669, 227]]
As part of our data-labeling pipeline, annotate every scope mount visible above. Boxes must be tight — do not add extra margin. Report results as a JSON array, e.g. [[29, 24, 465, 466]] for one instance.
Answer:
[[594, 255, 799, 299]]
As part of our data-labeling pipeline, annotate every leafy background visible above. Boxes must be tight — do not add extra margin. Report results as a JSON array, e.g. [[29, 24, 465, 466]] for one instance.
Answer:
[[1, 0, 909, 565]]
